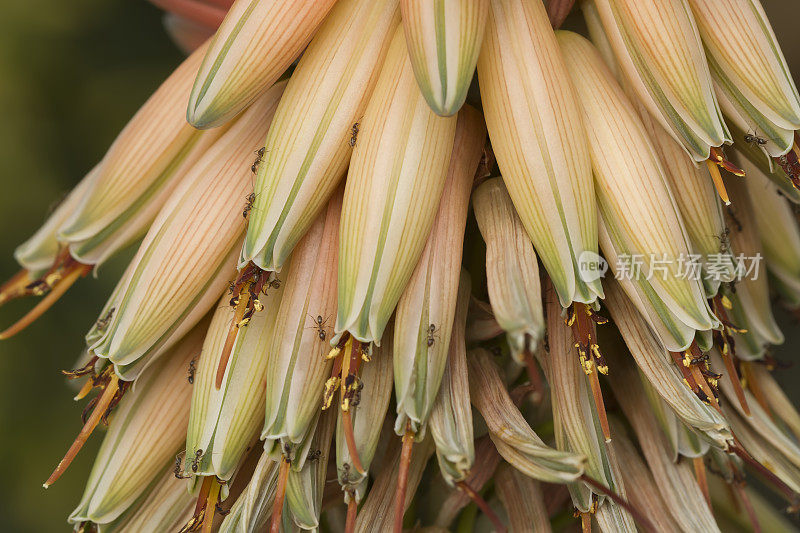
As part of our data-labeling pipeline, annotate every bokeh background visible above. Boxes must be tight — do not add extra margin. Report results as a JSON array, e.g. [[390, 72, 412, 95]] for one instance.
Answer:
[[0, 1, 798, 531]]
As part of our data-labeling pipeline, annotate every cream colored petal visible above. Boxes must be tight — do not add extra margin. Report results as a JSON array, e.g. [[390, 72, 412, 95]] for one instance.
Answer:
[[336, 27, 458, 344], [393, 107, 484, 435], [185, 279, 284, 481], [68, 323, 206, 525], [262, 190, 341, 445], [473, 177, 544, 361], [478, 0, 601, 307], [187, 0, 337, 128], [401, 0, 488, 116], [560, 31, 718, 334], [241, 0, 401, 272], [60, 44, 208, 245], [218, 451, 280, 533], [92, 82, 284, 368], [689, 0, 800, 132], [495, 464, 551, 533], [591, 0, 731, 161], [427, 272, 473, 484]]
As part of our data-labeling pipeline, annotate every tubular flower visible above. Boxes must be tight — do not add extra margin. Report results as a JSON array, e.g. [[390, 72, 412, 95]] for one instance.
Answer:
[[393, 106, 485, 437], [560, 31, 720, 352], [589, 0, 731, 162], [186, 0, 337, 128], [240, 0, 400, 273], [335, 26, 458, 345], [91, 82, 285, 378], [478, 0, 602, 309], [688, 0, 800, 177], [10, 0, 800, 530], [400, 0, 488, 116]]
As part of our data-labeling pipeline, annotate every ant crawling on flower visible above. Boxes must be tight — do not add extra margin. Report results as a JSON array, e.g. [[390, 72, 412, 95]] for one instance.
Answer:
[[349, 120, 361, 147], [715, 227, 731, 253], [187, 358, 196, 384], [191, 449, 203, 473], [95, 307, 115, 331], [251, 147, 265, 174], [173, 451, 191, 479], [242, 192, 256, 219], [307, 314, 330, 341], [743, 130, 768, 148], [307, 449, 322, 462], [426, 324, 439, 347]]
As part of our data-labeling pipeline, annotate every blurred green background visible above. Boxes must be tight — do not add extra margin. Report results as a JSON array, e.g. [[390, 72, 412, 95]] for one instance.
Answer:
[[0, 1, 799, 531]]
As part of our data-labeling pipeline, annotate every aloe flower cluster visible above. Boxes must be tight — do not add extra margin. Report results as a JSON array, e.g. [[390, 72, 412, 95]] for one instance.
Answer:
[[8, 0, 800, 530]]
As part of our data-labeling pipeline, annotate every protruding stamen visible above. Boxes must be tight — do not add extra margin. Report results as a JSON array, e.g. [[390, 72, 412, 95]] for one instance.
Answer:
[[44, 374, 120, 488], [215, 286, 250, 389], [73, 377, 94, 401], [1, 262, 91, 340], [570, 303, 611, 442], [711, 296, 750, 415], [340, 338, 366, 474], [456, 480, 508, 533], [706, 159, 731, 205], [730, 442, 800, 509], [393, 421, 415, 533], [201, 478, 222, 533], [710, 147, 746, 177], [580, 512, 592, 533], [740, 362, 771, 417], [270, 457, 291, 533]]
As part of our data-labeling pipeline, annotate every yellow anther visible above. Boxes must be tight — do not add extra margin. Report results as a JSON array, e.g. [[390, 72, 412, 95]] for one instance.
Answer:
[[325, 346, 342, 361]]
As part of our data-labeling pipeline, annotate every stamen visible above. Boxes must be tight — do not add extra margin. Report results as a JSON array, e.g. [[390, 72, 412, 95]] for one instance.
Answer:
[[740, 362, 771, 417], [201, 478, 222, 533], [706, 159, 731, 205], [0, 262, 91, 339], [570, 303, 611, 442], [73, 377, 94, 401], [711, 296, 750, 415], [730, 442, 800, 509], [44, 374, 120, 488], [456, 480, 507, 533], [214, 286, 250, 389], [270, 457, 291, 533], [393, 421, 415, 533], [340, 338, 366, 474], [580, 512, 592, 533]]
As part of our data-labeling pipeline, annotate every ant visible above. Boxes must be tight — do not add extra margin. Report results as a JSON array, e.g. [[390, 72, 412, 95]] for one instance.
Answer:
[[95, 307, 115, 331], [251, 147, 265, 174], [242, 192, 256, 219], [426, 324, 439, 347], [349, 121, 360, 147], [191, 449, 203, 473], [715, 227, 731, 253], [743, 130, 768, 147], [307, 314, 330, 341], [726, 206, 743, 232], [174, 451, 191, 479], [188, 358, 196, 384], [307, 449, 322, 462]]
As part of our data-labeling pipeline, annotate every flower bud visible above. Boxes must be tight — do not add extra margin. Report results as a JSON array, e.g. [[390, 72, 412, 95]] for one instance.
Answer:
[[400, 0, 488, 116], [68, 323, 205, 526], [184, 279, 285, 482], [59, 43, 209, 253], [590, 0, 731, 161], [559, 30, 719, 351], [89, 82, 285, 375], [335, 27, 458, 344], [688, 0, 800, 158], [262, 190, 341, 449], [427, 272, 473, 485], [186, 0, 337, 128], [478, 0, 602, 307], [468, 348, 586, 483], [240, 0, 400, 272], [472, 177, 545, 362], [393, 106, 485, 436]]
